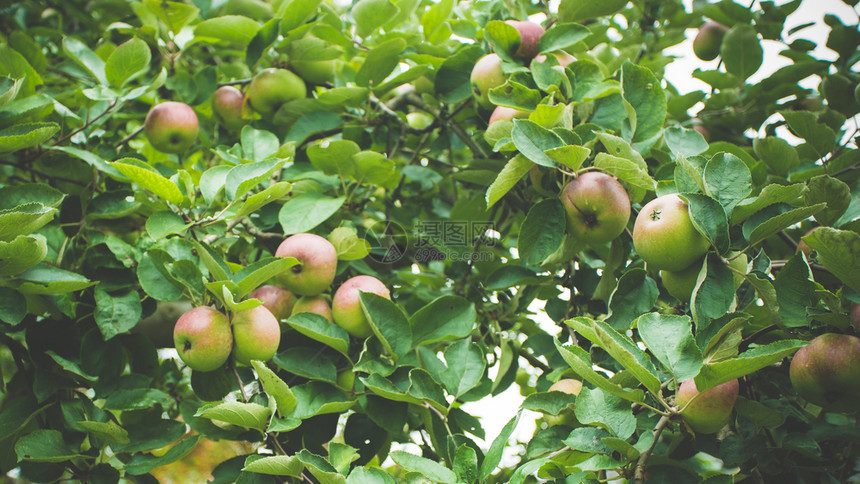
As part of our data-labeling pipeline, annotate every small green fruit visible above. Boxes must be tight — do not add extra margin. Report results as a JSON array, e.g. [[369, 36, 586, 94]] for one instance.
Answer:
[[693, 21, 729, 61], [247, 68, 306, 118], [633, 194, 711, 272]]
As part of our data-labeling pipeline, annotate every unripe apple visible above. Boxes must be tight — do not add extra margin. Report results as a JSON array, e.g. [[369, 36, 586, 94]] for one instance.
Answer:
[[505, 20, 545, 61], [406, 111, 434, 130], [633, 194, 711, 272], [173, 306, 233, 372], [693, 21, 729, 61], [331, 275, 390, 338], [543, 378, 583, 427], [275, 233, 338, 296], [291, 295, 333, 322], [790, 333, 860, 412], [231, 305, 281, 366], [488, 106, 529, 126], [144, 101, 199, 154], [677, 378, 739, 434], [250, 284, 296, 321], [212, 85, 246, 132], [660, 258, 703, 303], [470, 53, 506, 109], [291, 60, 336, 85], [246, 67, 306, 118], [337, 368, 356, 391], [561, 172, 631, 244]]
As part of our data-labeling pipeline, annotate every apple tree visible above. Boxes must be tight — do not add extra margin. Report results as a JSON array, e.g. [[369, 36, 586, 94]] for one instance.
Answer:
[[1, 0, 859, 482]]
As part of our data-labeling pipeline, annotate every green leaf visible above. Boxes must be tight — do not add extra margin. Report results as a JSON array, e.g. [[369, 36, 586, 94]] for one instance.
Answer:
[[637, 313, 703, 383], [284, 111, 344, 146], [17, 264, 95, 294], [137, 249, 185, 302], [731, 183, 806, 223], [0, 76, 23, 110], [196, 401, 272, 431], [277, 0, 323, 32], [554, 340, 645, 403], [522, 390, 576, 415], [747, 203, 825, 248], [352, 0, 399, 37], [143, 0, 200, 34], [479, 413, 520, 481], [519, 199, 565, 265], [511, 119, 564, 168], [347, 467, 397, 484], [0, 122, 60, 154], [570, 317, 662, 396], [0, 234, 46, 276], [289, 381, 354, 419], [453, 444, 478, 484], [435, 44, 484, 103], [683, 193, 729, 254], [592, 153, 656, 191], [94, 287, 142, 340], [694, 340, 807, 392], [620, 61, 666, 142], [605, 268, 659, 330], [442, 338, 486, 397], [76, 420, 130, 445], [0, 203, 57, 242], [802, 227, 860, 294], [545, 145, 590, 171], [279, 192, 345, 235], [664, 126, 709, 158], [194, 15, 260, 46], [355, 38, 407, 87], [62, 37, 107, 85], [720, 24, 763, 81], [690, 254, 736, 327], [0, 287, 26, 325], [225, 158, 286, 201], [105, 37, 151, 88], [488, 80, 542, 111], [285, 312, 351, 357], [124, 435, 200, 475], [296, 449, 346, 484], [558, 0, 628, 22], [273, 346, 338, 383], [307, 139, 359, 177], [774, 254, 815, 328], [241, 125, 280, 162], [246, 17, 281, 68], [483, 21, 520, 62], [111, 158, 184, 204], [361, 292, 411, 359], [410, 295, 476, 347], [353, 151, 396, 186], [486, 154, 532, 208], [50, 145, 125, 179], [574, 387, 636, 439], [235, 182, 292, 219], [704, 153, 752, 216], [145, 211, 188, 240], [15, 429, 89, 462], [390, 451, 458, 484], [243, 455, 304, 476], [804, 175, 851, 226], [780, 110, 836, 158], [234, 256, 298, 298], [251, 360, 298, 417], [328, 227, 371, 261], [753, 136, 799, 176], [538, 23, 591, 53]]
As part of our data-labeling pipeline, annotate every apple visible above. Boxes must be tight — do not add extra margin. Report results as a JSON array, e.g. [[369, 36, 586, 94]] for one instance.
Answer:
[[789, 333, 860, 412], [291, 295, 333, 322], [231, 305, 281, 366], [633, 194, 711, 272], [331, 275, 390, 338], [691, 120, 710, 142], [532, 51, 575, 67], [796, 226, 821, 258], [488, 106, 529, 126], [660, 258, 703, 304], [505, 20, 545, 61], [212, 85, 246, 132], [173, 306, 233, 372], [337, 368, 356, 392], [275, 233, 338, 296], [677, 378, 739, 434], [144, 101, 199, 154], [470, 53, 506, 109], [692, 21, 729, 61], [246, 67, 306, 118], [249, 284, 296, 321], [851, 304, 860, 333], [543, 378, 583, 427], [291, 59, 336, 85], [406, 111, 434, 130], [561, 172, 631, 244]]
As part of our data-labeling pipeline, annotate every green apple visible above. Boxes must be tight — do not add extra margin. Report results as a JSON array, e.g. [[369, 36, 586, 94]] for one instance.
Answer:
[[561, 172, 631, 244], [470, 53, 506, 109], [291, 59, 336, 85], [212, 85, 246, 132], [660, 258, 704, 303], [250, 284, 296, 321], [693, 21, 729, 61], [543, 378, 583, 427], [677, 378, 739, 434], [246, 67, 306, 118], [406, 111, 434, 130], [633, 194, 711, 272], [331, 275, 390, 338], [337, 368, 356, 392], [144, 101, 199, 154], [488, 106, 529, 126], [231, 305, 281, 366], [173, 306, 233, 372], [505, 20, 545, 61], [291, 295, 333, 322], [790, 333, 860, 412], [275, 233, 338, 296]]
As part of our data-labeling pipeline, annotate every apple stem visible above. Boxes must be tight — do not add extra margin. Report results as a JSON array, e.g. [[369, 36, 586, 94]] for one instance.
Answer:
[[231, 363, 249, 403], [634, 414, 672, 484]]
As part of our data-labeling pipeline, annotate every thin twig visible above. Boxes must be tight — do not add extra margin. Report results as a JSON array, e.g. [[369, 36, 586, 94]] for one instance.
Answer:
[[231, 363, 249, 403], [634, 415, 672, 483]]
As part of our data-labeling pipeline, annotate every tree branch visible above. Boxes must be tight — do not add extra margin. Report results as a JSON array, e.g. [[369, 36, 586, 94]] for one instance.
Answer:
[[634, 414, 672, 483]]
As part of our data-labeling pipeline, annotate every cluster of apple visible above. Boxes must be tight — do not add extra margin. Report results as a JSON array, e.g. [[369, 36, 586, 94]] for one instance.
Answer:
[[142, 66, 309, 153], [173, 233, 390, 373]]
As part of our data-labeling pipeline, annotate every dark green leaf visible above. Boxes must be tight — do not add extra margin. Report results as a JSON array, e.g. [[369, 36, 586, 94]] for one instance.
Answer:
[[605, 268, 659, 330], [538, 23, 591, 53], [410, 295, 476, 347], [637, 313, 703, 382], [720, 24, 763, 81], [278, 192, 345, 235], [683, 193, 729, 254], [704, 152, 752, 216], [804, 175, 851, 226], [519, 199, 565, 265], [361, 292, 411, 359], [620, 61, 666, 142], [802, 227, 860, 294], [574, 387, 636, 439], [355, 38, 407, 87], [511, 119, 564, 168]]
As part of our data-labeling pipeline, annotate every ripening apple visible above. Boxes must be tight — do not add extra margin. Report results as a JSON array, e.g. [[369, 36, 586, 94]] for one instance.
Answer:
[[275, 233, 338, 296], [246, 67, 307, 118], [212, 85, 246, 132], [331, 275, 390, 338], [144, 101, 199, 154], [291, 295, 333, 322], [543, 378, 583, 427], [677, 378, 739, 434], [693, 21, 729, 61], [505, 20, 545, 61], [488, 106, 529, 126], [532, 51, 576, 67], [231, 305, 281, 366], [249, 284, 296, 321], [561, 172, 631, 244], [633, 194, 711, 272], [470, 53, 506, 109], [789, 333, 860, 412], [660, 252, 747, 303], [851, 303, 860, 333], [173, 306, 233, 372]]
